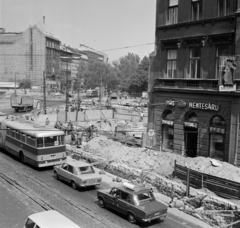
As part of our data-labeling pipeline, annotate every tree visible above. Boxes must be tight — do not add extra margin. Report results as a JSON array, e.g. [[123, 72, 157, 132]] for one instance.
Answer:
[[113, 53, 140, 91], [18, 78, 32, 92], [129, 56, 149, 93]]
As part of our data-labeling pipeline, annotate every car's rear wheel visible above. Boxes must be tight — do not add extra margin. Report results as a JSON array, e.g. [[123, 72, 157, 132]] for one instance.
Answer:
[[71, 181, 77, 190], [54, 171, 59, 180], [98, 197, 106, 208], [128, 212, 137, 224]]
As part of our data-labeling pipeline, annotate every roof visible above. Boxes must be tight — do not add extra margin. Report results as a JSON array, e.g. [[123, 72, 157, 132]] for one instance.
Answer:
[[65, 160, 92, 167], [118, 182, 152, 194], [2, 118, 64, 137], [28, 210, 80, 228]]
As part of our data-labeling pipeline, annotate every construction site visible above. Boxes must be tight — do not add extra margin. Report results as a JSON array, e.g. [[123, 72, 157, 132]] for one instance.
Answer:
[[26, 95, 240, 228]]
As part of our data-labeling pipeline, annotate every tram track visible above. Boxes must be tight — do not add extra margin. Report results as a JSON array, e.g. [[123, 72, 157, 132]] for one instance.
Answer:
[[0, 160, 125, 228]]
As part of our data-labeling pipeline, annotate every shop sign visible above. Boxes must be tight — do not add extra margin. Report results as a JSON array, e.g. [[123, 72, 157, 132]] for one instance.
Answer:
[[209, 127, 225, 134], [184, 122, 198, 128], [218, 56, 237, 92], [189, 102, 219, 111], [166, 100, 175, 106], [162, 119, 174, 126]]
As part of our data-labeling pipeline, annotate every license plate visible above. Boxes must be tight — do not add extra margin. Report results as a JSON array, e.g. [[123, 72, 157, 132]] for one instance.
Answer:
[[155, 212, 160, 216], [89, 180, 95, 183]]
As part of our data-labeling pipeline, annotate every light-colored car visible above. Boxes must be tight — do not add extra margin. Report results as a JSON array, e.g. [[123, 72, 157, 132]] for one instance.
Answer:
[[54, 160, 102, 189], [23, 210, 81, 228]]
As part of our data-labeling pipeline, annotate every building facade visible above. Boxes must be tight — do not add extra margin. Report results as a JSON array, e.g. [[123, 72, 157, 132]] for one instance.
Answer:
[[0, 24, 61, 89], [149, 0, 240, 165]]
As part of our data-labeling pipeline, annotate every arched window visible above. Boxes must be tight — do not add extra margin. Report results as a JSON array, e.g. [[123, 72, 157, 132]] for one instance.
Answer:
[[162, 110, 174, 152], [209, 115, 225, 161]]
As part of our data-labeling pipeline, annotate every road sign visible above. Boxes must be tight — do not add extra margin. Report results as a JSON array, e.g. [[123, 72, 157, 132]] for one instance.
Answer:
[[148, 129, 155, 137]]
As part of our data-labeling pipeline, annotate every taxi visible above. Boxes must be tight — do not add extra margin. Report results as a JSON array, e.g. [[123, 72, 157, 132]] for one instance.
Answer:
[[97, 182, 167, 224]]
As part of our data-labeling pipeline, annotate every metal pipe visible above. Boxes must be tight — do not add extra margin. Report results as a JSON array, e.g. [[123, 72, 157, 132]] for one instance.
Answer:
[[43, 71, 47, 114]]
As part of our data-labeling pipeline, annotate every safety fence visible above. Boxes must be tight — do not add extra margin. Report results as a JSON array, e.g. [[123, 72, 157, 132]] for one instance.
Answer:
[[174, 160, 240, 200]]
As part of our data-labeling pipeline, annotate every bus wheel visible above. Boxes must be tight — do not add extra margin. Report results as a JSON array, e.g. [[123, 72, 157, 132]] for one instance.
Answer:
[[19, 152, 25, 164]]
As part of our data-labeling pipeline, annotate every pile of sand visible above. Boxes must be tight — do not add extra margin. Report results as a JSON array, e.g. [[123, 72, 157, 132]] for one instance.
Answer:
[[84, 135, 240, 183]]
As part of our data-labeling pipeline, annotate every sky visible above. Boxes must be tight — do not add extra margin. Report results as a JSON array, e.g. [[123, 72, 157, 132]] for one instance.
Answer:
[[0, 0, 156, 62]]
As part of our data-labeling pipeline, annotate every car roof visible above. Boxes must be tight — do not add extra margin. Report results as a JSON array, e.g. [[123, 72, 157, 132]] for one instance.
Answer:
[[28, 210, 80, 228], [115, 182, 152, 195], [64, 160, 92, 167]]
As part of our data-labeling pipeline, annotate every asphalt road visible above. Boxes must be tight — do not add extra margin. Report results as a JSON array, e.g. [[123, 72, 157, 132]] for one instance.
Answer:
[[0, 151, 206, 228]]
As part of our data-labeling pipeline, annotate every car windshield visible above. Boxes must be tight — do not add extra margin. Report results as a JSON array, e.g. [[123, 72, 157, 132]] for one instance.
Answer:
[[77, 166, 94, 174], [133, 191, 154, 205]]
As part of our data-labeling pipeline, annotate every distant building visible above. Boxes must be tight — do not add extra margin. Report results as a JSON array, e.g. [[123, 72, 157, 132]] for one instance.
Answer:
[[79, 45, 108, 63], [0, 23, 60, 89]]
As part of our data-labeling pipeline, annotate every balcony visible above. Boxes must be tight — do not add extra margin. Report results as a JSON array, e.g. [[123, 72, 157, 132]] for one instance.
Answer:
[[153, 78, 223, 91]]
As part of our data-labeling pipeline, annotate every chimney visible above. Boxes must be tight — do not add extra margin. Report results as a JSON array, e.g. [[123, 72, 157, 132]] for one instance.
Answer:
[[43, 16, 45, 24]]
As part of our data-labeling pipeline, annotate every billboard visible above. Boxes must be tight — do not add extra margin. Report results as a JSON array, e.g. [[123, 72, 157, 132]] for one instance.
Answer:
[[218, 56, 237, 92]]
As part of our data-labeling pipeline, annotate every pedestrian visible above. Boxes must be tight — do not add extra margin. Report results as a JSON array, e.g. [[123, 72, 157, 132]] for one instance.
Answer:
[[76, 131, 83, 147], [54, 121, 59, 129], [45, 118, 50, 126], [140, 112, 144, 122], [92, 99, 95, 106], [67, 120, 73, 135], [71, 131, 76, 145]]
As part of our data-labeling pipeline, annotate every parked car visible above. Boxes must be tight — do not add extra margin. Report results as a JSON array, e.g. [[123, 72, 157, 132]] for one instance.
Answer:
[[97, 182, 168, 224], [23, 210, 81, 228], [54, 160, 102, 189], [110, 92, 118, 100]]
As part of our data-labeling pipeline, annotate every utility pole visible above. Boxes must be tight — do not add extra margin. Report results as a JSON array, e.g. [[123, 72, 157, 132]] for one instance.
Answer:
[[14, 72, 17, 95], [76, 73, 81, 121], [65, 59, 69, 123], [43, 71, 47, 114]]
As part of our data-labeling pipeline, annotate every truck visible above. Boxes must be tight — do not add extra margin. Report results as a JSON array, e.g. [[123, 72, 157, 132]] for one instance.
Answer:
[[10, 94, 34, 112]]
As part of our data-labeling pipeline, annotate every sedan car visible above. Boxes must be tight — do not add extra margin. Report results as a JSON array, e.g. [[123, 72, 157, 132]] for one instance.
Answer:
[[97, 182, 167, 224], [54, 160, 102, 189]]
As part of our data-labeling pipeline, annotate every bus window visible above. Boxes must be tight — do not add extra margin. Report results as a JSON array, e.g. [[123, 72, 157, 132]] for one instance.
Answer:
[[10, 129, 15, 138], [21, 133, 26, 142], [16, 131, 21, 140], [60, 135, 65, 145], [27, 136, 36, 147], [44, 136, 58, 147], [37, 138, 43, 148], [7, 127, 10, 136]]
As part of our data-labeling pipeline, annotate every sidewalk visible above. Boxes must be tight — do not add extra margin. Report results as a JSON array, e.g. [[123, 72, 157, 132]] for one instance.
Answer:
[[67, 156, 213, 228]]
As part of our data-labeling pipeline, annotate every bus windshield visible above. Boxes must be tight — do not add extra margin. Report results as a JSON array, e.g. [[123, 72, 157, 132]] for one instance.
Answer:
[[44, 136, 58, 147]]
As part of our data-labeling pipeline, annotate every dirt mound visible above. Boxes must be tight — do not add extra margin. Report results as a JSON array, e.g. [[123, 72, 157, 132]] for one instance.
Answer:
[[84, 136, 240, 183]]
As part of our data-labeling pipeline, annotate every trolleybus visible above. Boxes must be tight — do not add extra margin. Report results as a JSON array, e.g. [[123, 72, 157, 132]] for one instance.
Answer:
[[0, 116, 66, 168]]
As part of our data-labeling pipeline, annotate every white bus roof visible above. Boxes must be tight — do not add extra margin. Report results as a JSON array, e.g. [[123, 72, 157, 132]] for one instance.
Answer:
[[28, 210, 81, 228], [1, 118, 64, 137]]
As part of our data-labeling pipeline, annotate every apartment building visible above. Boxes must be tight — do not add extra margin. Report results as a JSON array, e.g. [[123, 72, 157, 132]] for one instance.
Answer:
[[149, 0, 240, 165]]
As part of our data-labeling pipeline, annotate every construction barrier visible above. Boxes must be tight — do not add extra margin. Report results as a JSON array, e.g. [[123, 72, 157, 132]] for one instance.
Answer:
[[174, 161, 240, 200]]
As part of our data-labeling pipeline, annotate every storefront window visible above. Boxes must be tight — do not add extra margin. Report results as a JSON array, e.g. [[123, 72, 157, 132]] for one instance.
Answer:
[[209, 116, 225, 161], [162, 110, 174, 152]]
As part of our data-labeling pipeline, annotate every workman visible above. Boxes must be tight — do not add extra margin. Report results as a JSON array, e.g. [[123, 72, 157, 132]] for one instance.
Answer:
[[77, 131, 83, 147]]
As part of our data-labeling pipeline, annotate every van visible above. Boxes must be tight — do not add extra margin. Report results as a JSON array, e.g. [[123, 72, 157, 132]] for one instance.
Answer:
[[23, 210, 81, 228]]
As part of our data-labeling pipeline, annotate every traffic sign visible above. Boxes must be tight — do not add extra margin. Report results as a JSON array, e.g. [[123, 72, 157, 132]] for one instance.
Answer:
[[148, 129, 155, 137]]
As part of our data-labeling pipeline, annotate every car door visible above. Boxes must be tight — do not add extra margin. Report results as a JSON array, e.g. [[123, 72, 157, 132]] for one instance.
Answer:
[[116, 191, 133, 215], [58, 163, 68, 181], [65, 165, 74, 182], [104, 188, 119, 209]]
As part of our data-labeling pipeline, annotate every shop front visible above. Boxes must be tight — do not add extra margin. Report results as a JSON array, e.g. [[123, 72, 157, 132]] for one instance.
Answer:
[[153, 93, 232, 162]]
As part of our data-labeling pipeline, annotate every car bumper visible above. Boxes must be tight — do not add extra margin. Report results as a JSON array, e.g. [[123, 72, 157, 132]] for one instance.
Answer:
[[79, 183, 101, 188], [142, 213, 167, 222]]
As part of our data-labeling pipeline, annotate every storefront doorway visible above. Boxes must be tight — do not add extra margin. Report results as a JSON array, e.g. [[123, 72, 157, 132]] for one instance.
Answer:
[[162, 110, 174, 152], [209, 116, 225, 161], [184, 112, 198, 157]]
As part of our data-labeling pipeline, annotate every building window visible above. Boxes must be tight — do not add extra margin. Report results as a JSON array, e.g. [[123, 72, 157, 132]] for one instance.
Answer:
[[189, 47, 201, 78], [167, 0, 178, 25], [215, 45, 231, 79], [218, 0, 230, 17], [167, 50, 177, 78], [191, 0, 202, 21]]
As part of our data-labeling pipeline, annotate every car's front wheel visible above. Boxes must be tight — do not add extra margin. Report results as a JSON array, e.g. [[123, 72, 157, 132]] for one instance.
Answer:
[[128, 212, 137, 224], [71, 181, 77, 190], [98, 197, 106, 208]]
